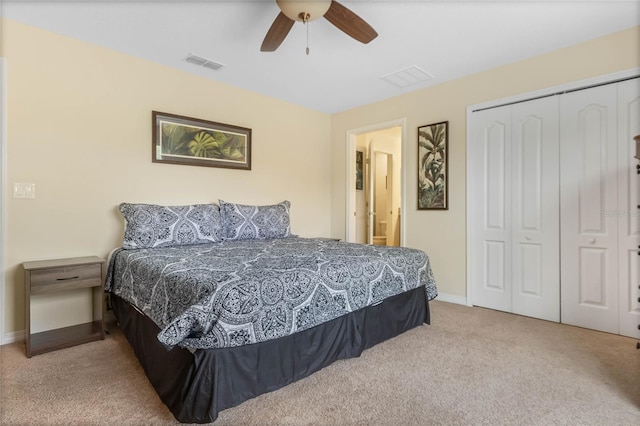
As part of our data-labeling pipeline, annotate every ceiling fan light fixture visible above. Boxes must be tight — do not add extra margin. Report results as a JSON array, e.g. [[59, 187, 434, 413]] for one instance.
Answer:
[[261, 0, 377, 52], [276, 0, 331, 22]]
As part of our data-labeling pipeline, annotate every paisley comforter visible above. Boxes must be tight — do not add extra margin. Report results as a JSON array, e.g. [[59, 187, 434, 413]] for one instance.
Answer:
[[105, 237, 437, 350]]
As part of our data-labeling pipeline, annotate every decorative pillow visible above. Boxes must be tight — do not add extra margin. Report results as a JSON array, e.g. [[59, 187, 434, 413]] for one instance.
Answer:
[[219, 200, 291, 241], [119, 203, 223, 249]]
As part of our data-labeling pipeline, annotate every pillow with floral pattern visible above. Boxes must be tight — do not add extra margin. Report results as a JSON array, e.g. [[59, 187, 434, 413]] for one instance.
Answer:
[[219, 200, 291, 241], [119, 203, 223, 249]]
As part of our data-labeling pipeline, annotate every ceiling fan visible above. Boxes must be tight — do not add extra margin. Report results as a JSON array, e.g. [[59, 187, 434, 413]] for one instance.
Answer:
[[261, 0, 378, 53]]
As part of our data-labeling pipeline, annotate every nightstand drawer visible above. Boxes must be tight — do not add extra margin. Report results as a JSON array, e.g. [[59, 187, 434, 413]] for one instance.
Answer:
[[30, 264, 102, 294]]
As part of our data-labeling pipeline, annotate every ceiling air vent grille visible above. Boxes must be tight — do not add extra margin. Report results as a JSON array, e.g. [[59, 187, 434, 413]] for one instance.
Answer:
[[381, 65, 433, 88], [185, 54, 224, 71]]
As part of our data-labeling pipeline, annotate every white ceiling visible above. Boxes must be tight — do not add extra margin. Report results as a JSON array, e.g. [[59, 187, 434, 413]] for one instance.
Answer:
[[3, 0, 639, 113]]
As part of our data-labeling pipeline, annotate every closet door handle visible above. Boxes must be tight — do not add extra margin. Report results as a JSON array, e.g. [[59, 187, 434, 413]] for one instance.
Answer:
[[588, 238, 596, 244], [525, 235, 532, 241]]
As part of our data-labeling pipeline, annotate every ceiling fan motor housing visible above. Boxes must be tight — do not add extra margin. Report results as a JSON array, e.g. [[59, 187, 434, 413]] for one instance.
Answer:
[[276, 0, 332, 22]]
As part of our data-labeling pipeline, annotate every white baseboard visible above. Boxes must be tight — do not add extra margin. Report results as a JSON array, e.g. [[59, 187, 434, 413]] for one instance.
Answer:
[[2, 330, 24, 345], [435, 292, 468, 306]]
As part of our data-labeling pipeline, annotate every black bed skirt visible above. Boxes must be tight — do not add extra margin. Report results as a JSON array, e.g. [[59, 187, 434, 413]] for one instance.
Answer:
[[111, 286, 431, 423]]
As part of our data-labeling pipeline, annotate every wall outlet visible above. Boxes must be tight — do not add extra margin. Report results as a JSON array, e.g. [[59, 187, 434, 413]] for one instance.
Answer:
[[13, 182, 36, 199]]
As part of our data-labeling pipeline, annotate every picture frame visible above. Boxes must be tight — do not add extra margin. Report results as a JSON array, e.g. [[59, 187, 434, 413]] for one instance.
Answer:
[[355, 150, 364, 190], [418, 121, 448, 210], [152, 111, 251, 170]]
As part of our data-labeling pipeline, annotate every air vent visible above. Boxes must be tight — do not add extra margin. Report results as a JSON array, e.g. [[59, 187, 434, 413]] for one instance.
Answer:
[[381, 65, 433, 88], [185, 54, 224, 71]]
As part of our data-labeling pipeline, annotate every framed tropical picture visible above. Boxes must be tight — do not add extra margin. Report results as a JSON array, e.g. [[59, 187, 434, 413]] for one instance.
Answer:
[[152, 111, 251, 170], [418, 121, 448, 210]]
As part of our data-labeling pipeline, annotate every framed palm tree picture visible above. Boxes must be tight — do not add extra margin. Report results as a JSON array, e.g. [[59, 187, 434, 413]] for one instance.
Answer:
[[152, 111, 251, 170], [418, 121, 448, 210]]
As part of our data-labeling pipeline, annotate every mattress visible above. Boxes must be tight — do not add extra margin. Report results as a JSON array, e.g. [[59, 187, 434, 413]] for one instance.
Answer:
[[105, 237, 437, 349]]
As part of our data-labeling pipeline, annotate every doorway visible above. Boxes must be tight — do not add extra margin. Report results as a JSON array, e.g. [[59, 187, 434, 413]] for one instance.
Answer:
[[346, 120, 405, 246]]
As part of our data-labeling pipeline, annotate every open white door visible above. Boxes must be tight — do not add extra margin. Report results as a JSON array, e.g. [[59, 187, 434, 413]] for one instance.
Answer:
[[367, 143, 374, 244], [385, 155, 393, 246]]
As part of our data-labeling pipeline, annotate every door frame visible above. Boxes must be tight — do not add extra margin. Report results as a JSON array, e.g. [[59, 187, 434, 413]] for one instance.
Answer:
[[466, 67, 640, 307], [0, 57, 7, 344], [345, 118, 406, 245]]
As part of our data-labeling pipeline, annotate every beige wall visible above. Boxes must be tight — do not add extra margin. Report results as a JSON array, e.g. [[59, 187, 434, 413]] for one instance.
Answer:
[[2, 19, 332, 335], [331, 26, 640, 300]]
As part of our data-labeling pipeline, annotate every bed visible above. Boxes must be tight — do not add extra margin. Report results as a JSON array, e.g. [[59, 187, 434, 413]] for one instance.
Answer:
[[104, 201, 438, 423]]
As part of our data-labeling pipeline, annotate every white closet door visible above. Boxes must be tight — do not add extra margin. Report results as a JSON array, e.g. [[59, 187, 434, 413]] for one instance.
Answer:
[[560, 85, 619, 334], [617, 78, 640, 338], [469, 106, 512, 312], [511, 97, 560, 322]]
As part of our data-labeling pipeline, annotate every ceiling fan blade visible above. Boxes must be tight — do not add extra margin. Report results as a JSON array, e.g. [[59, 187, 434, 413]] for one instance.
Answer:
[[324, 1, 378, 44], [261, 12, 295, 52]]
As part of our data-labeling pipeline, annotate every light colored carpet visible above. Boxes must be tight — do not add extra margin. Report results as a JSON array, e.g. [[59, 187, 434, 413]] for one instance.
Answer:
[[1, 300, 639, 425]]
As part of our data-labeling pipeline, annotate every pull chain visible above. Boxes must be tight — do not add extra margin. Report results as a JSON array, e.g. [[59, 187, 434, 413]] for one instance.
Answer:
[[300, 12, 310, 55], [306, 20, 310, 55]]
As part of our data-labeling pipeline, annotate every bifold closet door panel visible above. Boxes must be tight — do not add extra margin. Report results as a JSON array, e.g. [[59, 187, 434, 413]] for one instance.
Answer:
[[617, 78, 640, 338], [469, 98, 560, 320], [469, 106, 513, 313], [511, 97, 560, 322], [560, 84, 619, 334]]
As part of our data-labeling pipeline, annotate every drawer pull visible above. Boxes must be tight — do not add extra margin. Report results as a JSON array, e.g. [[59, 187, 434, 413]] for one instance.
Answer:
[[56, 276, 80, 281]]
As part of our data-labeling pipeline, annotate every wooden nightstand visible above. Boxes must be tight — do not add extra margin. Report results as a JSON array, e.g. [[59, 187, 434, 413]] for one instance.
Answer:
[[23, 256, 106, 358]]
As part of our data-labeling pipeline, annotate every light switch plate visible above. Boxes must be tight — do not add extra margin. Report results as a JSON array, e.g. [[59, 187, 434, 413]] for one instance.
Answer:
[[13, 183, 35, 199]]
